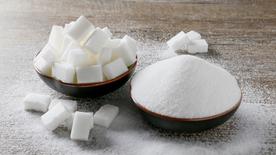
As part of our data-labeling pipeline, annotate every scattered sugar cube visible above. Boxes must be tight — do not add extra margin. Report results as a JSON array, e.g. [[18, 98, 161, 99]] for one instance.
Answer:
[[67, 16, 95, 42], [76, 65, 103, 83], [167, 31, 189, 51], [48, 25, 64, 52], [41, 103, 71, 131], [102, 27, 112, 38], [97, 47, 112, 65], [34, 57, 52, 76], [24, 93, 51, 113], [112, 40, 136, 66], [67, 48, 91, 67], [186, 30, 201, 40], [103, 58, 128, 80], [52, 62, 75, 83], [48, 99, 77, 112], [70, 111, 93, 141], [122, 35, 137, 53], [64, 113, 75, 130], [36, 43, 56, 63], [94, 104, 119, 128], [84, 27, 109, 54], [187, 39, 208, 53]]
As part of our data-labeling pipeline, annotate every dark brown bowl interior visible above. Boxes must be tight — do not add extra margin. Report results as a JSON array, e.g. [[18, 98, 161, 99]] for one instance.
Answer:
[[34, 52, 137, 97], [130, 84, 242, 132]]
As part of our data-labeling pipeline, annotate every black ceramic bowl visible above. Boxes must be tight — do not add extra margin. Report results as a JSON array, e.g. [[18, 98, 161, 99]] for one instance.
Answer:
[[130, 86, 242, 133], [34, 53, 137, 97]]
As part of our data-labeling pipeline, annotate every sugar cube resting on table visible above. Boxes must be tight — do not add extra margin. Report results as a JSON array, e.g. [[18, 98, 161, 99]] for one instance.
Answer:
[[187, 39, 208, 54], [186, 30, 201, 40], [70, 111, 93, 141], [76, 65, 103, 83], [24, 93, 51, 112], [48, 99, 77, 112], [52, 62, 75, 83], [103, 58, 128, 80], [41, 103, 71, 131], [94, 104, 119, 128], [167, 31, 189, 51]]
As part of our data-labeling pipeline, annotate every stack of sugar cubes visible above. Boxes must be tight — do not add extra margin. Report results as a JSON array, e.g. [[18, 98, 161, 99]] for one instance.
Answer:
[[24, 93, 119, 141], [34, 15, 137, 84], [167, 30, 208, 54]]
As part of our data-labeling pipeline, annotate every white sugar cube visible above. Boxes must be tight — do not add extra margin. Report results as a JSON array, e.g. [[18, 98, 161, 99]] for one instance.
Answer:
[[41, 103, 71, 131], [103, 58, 128, 80], [60, 35, 73, 56], [48, 99, 77, 112], [24, 93, 51, 112], [96, 47, 112, 65], [70, 111, 93, 141], [112, 40, 136, 66], [64, 21, 75, 33], [48, 25, 64, 52], [67, 48, 90, 67], [186, 30, 201, 40], [64, 113, 75, 130], [52, 62, 75, 83], [105, 38, 121, 49], [122, 35, 137, 53], [60, 41, 81, 61], [76, 65, 103, 83], [102, 27, 112, 38], [34, 57, 52, 76], [167, 31, 189, 51], [94, 104, 119, 128], [84, 28, 109, 54], [67, 16, 95, 42], [36, 43, 56, 63], [187, 39, 208, 54]]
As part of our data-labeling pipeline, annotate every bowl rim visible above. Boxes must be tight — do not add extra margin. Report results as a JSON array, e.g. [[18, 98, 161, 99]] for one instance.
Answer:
[[130, 83, 242, 122], [34, 51, 137, 87]]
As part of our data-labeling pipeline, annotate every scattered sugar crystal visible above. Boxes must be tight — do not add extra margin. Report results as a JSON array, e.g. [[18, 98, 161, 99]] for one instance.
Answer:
[[102, 27, 112, 38], [94, 104, 119, 128], [84, 27, 109, 54], [41, 103, 71, 131], [48, 99, 77, 112], [70, 111, 93, 141], [103, 58, 128, 80], [186, 30, 201, 40], [76, 65, 103, 83], [52, 62, 75, 83], [166, 31, 189, 51], [23, 93, 51, 113], [67, 16, 95, 42], [187, 39, 208, 54]]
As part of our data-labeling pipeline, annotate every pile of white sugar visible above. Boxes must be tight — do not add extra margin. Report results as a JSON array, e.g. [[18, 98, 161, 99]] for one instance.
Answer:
[[131, 55, 241, 118]]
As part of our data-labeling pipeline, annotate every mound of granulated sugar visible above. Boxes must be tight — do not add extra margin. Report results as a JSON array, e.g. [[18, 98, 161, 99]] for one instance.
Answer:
[[131, 55, 241, 118]]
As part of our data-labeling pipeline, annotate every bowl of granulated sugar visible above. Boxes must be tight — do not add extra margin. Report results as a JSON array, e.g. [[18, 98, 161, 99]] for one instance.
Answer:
[[130, 55, 242, 132]]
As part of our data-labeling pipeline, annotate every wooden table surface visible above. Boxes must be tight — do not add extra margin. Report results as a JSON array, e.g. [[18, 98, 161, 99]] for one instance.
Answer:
[[0, 0, 275, 154]]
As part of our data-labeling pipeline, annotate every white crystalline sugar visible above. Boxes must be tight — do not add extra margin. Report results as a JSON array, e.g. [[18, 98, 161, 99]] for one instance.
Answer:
[[64, 113, 75, 130], [59, 35, 73, 57], [66, 48, 91, 67], [41, 103, 71, 131], [112, 39, 137, 66], [34, 57, 52, 76], [186, 30, 201, 40], [103, 58, 128, 80], [102, 27, 112, 38], [60, 41, 81, 61], [67, 16, 95, 42], [70, 111, 93, 141], [187, 39, 208, 54], [166, 31, 189, 51], [96, 47, 112, 65], [52, 62, 75, 83], [48, 99, 77, 112], [122, 35, 137, 53], [36, 43, 56, 63], [48, 25, 64, 52], [131, 55, 241, 118], [84, 27, 109, 54], [94, 104, 119, 128], [76, 65, 103, 83], [24, 93, 51, 113]]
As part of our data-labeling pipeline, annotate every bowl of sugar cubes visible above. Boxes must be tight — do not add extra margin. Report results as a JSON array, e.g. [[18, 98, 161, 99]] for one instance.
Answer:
[[34, 16, 137, 97]]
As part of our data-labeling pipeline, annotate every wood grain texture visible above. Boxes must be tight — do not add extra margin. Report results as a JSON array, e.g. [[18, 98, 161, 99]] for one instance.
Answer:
[[0, 0, 275, 154]]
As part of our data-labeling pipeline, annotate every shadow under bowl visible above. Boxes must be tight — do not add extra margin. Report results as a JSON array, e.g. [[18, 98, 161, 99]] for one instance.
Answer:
[[130, 86, 242, 133], [34, 54, 137, 97]]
